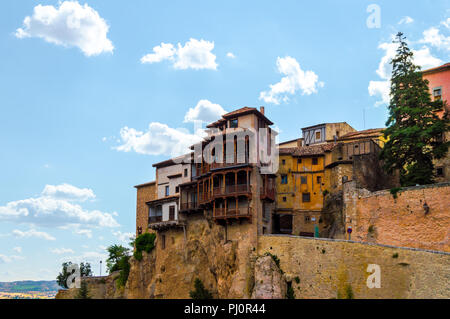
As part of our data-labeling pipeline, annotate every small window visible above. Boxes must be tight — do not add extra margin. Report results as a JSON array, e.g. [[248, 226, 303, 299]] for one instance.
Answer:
[[436, 167, 444, 177], [229, 119, 238, 128], [184, 168, 188, 177], [169, 205, 175, 220], [312, 158, 318, 165], [315, 131, 321, 140], [281, 175, 288, 184], [297, 159, 302, 164], [282, 159, 286, 165], [302, 193, 311, 202], [304, 215, 311, 223], [165, 186, 169, 196], [283, 197, 287, 202], [161, 235, 166, 249], [317, 176, 322, 184], [433, 87, 442, 100], [175, 186, 179, 193], [342, 176, 348, 183], [301, 176, 307, 184]]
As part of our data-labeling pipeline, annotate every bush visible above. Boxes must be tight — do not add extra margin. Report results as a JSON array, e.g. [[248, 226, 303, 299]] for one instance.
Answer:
[[294, 276, 300, 284], [392, 253, 399, 259], [390, 187, 402, 199], [134, 233, 156, 261], [76, 281, 91, 299], [286, 282, 295, 299], [189, 278, 213, 299], [116, 256, 130, 288]]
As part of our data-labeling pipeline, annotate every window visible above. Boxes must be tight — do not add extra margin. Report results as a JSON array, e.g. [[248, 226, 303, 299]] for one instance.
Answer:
[[297, 159, 302, 164], [283, 197, 287, 202], [161, 235, 166, 249], [175, 186, 179, 193], [169, 205, 175, 220], [312, 158, 318, 165], [342, 176, 348, 183], [184, 168, 188, 177], [317, 176, 322, 184], [315, 131, 321, 140], [229, 118, 238, 128], [282, 159, 286, 165], [436, 167, 444, 177], [433, 87, 442, 100], [302, 193, 311, 202], [304, 215, 311, 223], [281, 175, 288, 184], [301, 176, 307, 184], [165, 186, 169, 196]]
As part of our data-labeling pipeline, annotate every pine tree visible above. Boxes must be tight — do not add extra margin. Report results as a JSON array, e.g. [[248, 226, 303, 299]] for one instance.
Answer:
[[380, 32, 449, 186], [189, 278, 213, 299], [76, 281, 91, 299]]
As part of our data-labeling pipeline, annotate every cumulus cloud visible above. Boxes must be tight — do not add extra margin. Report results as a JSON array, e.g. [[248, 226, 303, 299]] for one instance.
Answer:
[[141, 38, 218, 70], [42, 183, 95, 202], [398, 16, 414, 25], [259, 56, 324, 105], [74, 228, 93, 238], [113, 230, 134, 243], [226, 52, 236, 58], [13, 247, 22, 254], [15, 1, 113, 56], [0, 254, 24, 264], [114, 122, 203, 157], [0, 184, 119, 228], [51, 248, 75, 255], [368, 37, 443, 107], [420, 26, 450, 51], [184, 100, 227, 124], [12, 229, 56, 241]]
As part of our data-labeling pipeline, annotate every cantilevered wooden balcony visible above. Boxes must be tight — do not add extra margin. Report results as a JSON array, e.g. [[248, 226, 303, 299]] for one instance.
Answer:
[[213, 207, 252, 221], [260, 186, 275, 201], [179, 201, 199, 212], [212, 184, 251, 198]]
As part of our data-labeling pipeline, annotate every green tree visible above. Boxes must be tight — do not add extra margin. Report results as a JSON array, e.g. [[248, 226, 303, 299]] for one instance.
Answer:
[[106, 244, 130, 273], [380, 32, 449, 186], [189, 278, 213, 299], [76, 281, 91, 299], [56, 261, 93, 289]]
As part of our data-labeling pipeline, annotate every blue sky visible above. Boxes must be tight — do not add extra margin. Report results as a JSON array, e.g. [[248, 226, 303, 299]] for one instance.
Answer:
[[0, 0, 448, 281]]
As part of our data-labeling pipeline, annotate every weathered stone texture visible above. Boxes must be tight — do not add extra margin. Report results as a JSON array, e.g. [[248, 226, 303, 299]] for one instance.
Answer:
[[258, 235, 450, 299], [344, 182, 450, 252], [251, 255, 286, 299]]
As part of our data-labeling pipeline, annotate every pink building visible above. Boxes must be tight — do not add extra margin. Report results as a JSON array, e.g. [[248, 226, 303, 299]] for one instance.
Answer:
[[422, 62, 450, 118]]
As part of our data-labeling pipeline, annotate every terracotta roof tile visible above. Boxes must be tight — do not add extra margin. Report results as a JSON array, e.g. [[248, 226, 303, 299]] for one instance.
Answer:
[[338, 128, 384, 141], [278, 143, 336, 157]]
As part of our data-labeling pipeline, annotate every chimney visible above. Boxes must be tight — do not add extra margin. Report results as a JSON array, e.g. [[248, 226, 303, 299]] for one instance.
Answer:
[[260, 106, 265, 115]]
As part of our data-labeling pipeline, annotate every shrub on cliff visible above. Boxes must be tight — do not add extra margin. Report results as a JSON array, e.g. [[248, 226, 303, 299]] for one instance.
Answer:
[[116, 256, 131, 288], [133, 233, 156, 261], [76, 281, 91, 299], [189, 278, 213, 299], [106, 244, 130, 273]]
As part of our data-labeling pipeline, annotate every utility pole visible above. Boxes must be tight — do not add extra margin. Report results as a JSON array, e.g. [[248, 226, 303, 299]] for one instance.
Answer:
[[99, 260, 102, 276]]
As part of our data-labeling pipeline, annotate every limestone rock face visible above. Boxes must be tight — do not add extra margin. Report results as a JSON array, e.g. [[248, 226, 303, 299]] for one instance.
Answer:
[[251, 255, 286, 299]]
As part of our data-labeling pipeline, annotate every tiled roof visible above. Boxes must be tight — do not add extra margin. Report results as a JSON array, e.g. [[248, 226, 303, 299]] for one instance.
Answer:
[[338, 128, 384, 141], [152, 153, 191, 168], [146, 194, 179, 204], [422, 62, 450, 75], [207, 106, 274, 128], [278, 143, 336, 157]]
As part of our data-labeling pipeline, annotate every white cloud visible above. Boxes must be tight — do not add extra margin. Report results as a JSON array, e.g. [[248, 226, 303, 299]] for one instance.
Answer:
[[42, 183, 95, 202], [51, 248, 75, 255], [115, 122, 202, 157], [15, 1, 113, 56], [12, 229, 56, 241], [398, 16, 414, 25], [0, 184, 119, 228], [13, 247, 22, 254], [226, 52, 236, 58], [442, 17, 450, 29], [74, 228, 93, 238], [141, 38, 218, 70], [113, 230, 134, 243], [259, 56, 324, 105], [368, 37, 443, 106], [0, 254, 24, 264], [420, 27, 450, 51], [184, 100, 227, 124]]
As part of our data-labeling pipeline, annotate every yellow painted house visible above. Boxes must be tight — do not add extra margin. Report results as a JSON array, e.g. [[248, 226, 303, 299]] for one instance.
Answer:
[[275, 143, 335, 236]]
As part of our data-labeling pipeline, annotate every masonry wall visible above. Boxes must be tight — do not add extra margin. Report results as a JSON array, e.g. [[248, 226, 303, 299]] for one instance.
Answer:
[[258, 235, 450, 299], [344, 182, 450, 252], [135, 183, 156, 235]]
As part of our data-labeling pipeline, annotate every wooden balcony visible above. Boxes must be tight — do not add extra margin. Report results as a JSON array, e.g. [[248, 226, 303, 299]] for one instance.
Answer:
[[148, 216, 162, 224], [213, 207, 252, 221], [210, 159, 249, 170], [180, 202, 198, 212], [212, 184, 251, 198], [260, 187, 275, 201]]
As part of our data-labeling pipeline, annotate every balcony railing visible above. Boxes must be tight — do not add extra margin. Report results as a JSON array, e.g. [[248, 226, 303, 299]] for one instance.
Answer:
[[212, 184, 251, 197], [260, 187, 275, 201], [149, 216, 162, 224], [213, 207, 252, 218], [210, 159, 249, 170], [180, 202, 198, 211]]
